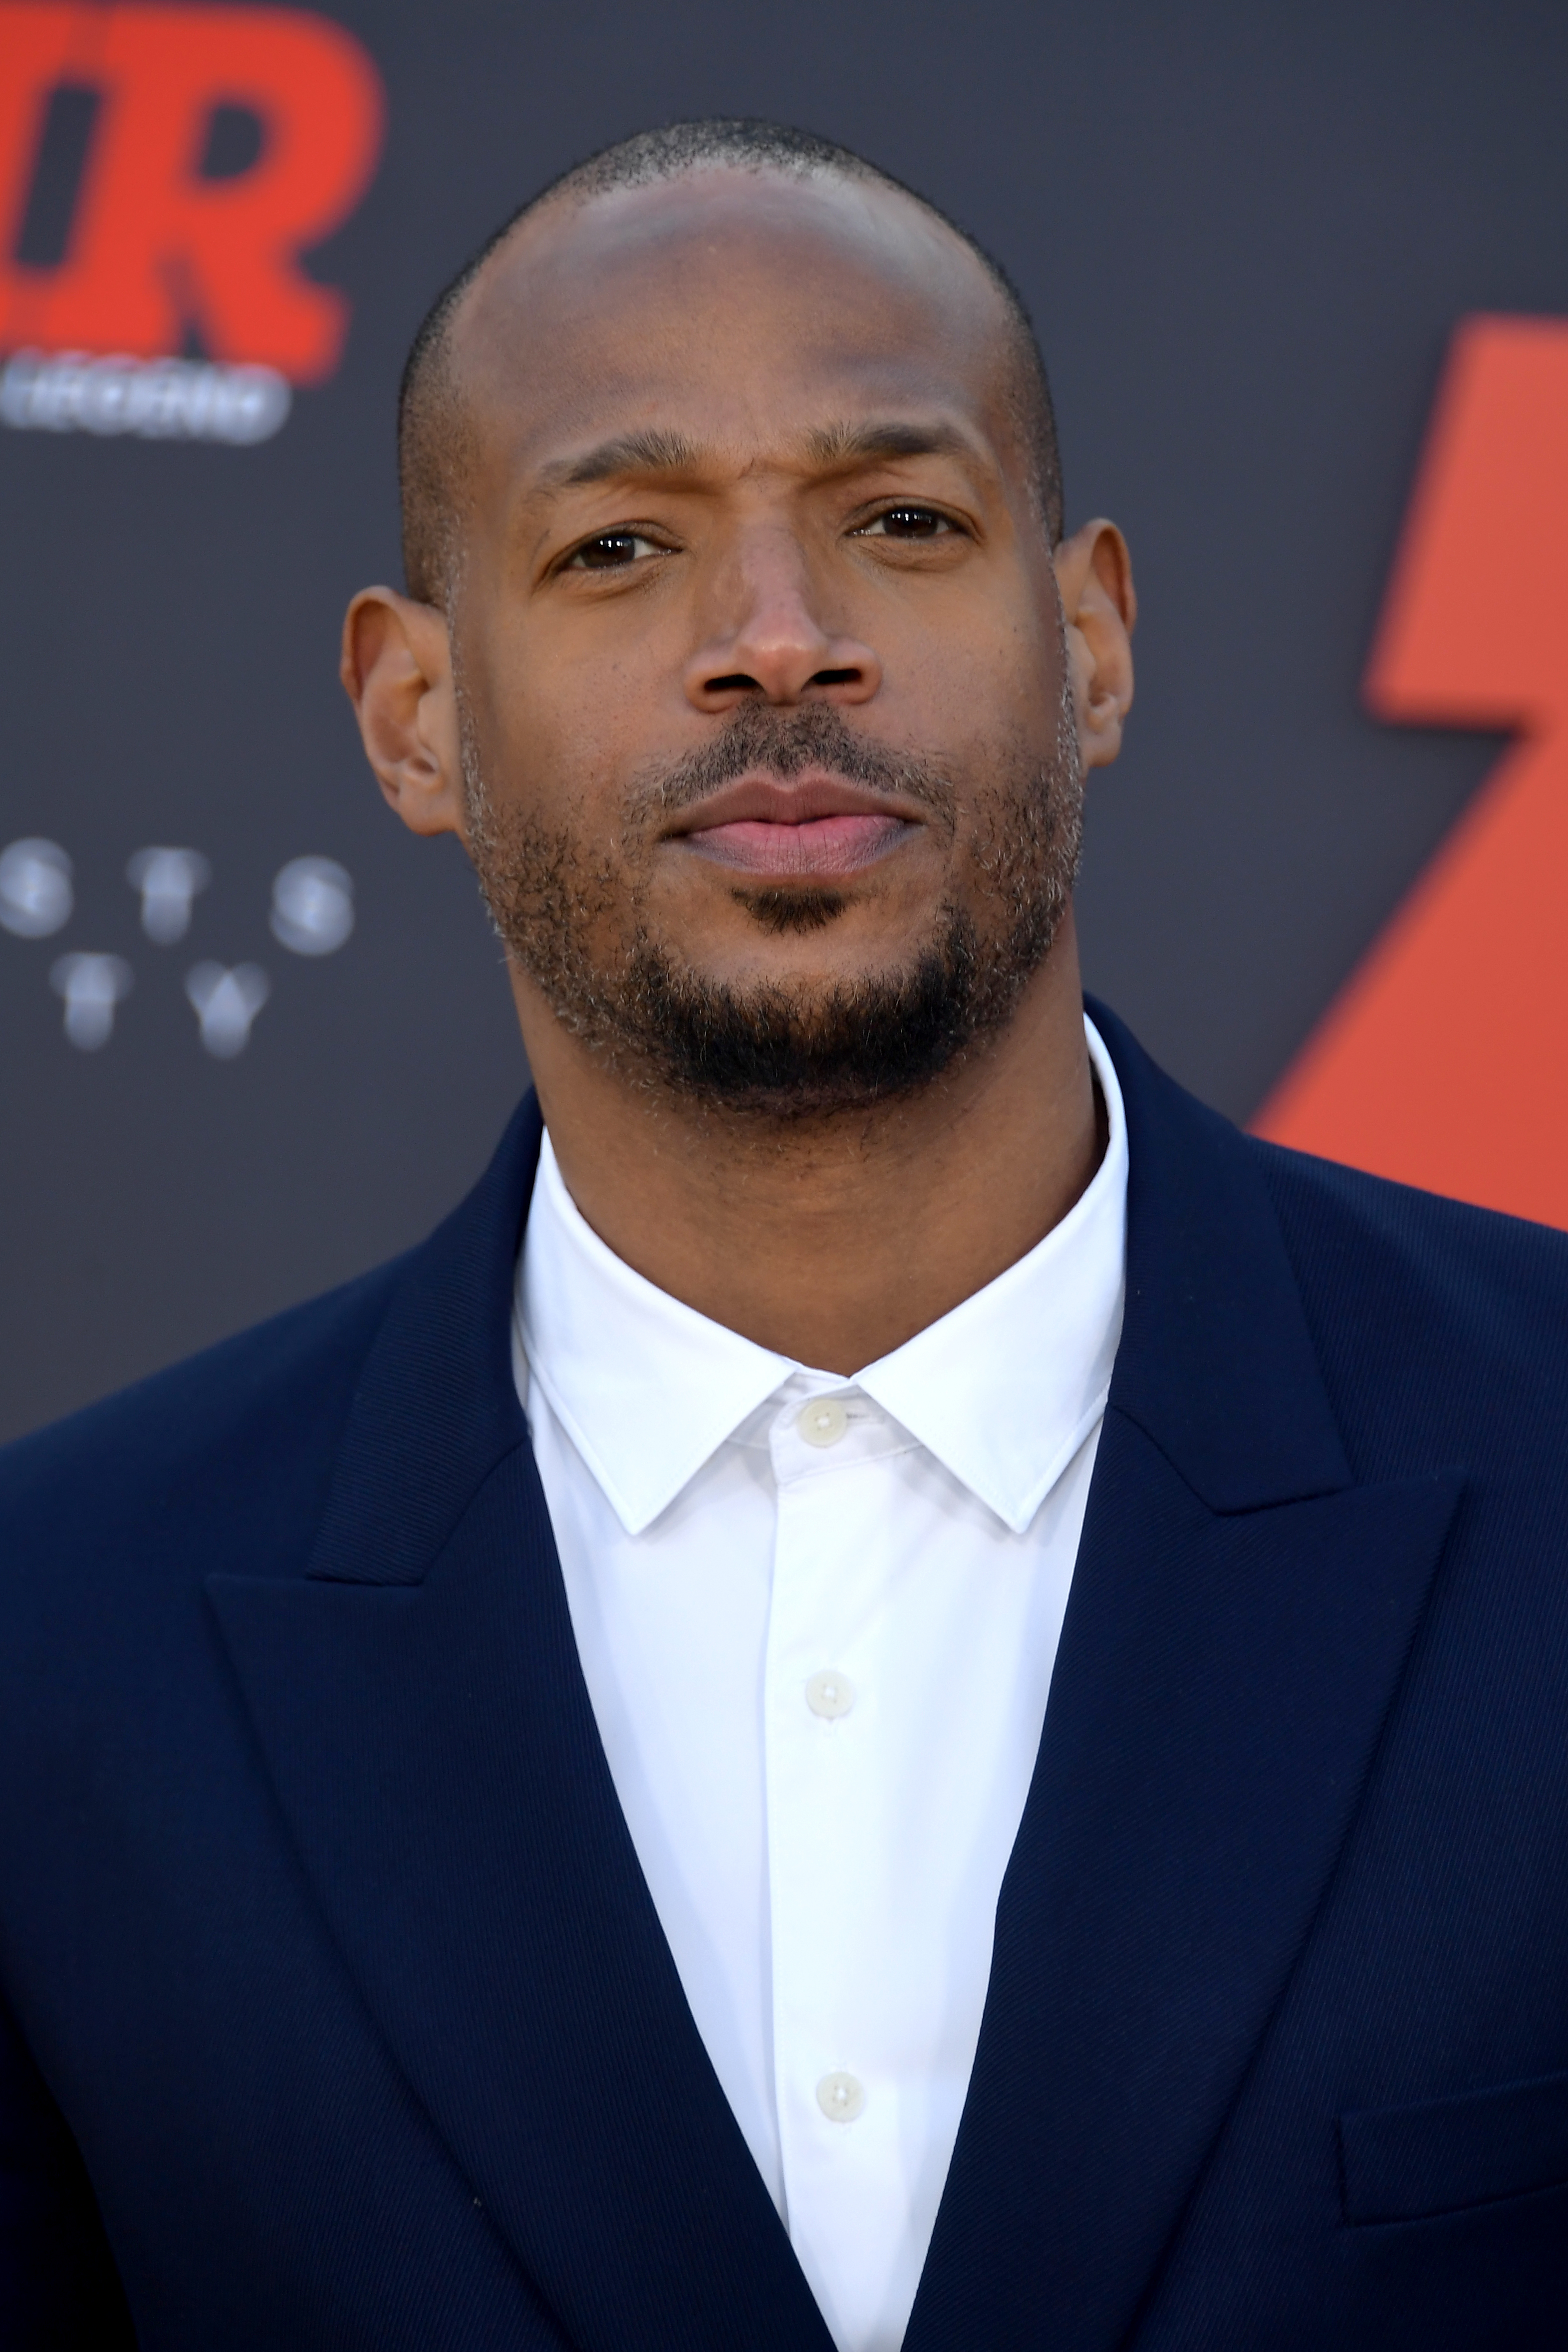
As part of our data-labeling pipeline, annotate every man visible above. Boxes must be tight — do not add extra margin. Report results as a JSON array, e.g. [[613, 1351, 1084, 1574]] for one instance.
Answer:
[[1, 115, 1566, 2352]]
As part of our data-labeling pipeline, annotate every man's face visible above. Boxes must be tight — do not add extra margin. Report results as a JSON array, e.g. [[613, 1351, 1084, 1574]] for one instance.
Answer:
[[443, 166, 1084, 1110]]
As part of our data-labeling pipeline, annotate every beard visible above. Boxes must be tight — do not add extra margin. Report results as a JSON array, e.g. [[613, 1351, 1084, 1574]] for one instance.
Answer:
[[458, 681, 1083, 1118]]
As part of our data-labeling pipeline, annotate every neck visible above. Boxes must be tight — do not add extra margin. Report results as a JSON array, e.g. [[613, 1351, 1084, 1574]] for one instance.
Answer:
[[510, 911, 1100, 1375]]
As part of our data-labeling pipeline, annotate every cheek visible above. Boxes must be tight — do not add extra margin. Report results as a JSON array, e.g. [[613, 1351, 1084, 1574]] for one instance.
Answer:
[[906, 574, 1062, 726], [922, 639, 1065, 795], [465, 637, 627, 827], [1002, 594, 1068, 713]]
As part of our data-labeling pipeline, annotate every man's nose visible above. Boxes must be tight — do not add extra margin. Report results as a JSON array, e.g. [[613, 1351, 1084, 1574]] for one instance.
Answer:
[[683, 535, 881, 711]]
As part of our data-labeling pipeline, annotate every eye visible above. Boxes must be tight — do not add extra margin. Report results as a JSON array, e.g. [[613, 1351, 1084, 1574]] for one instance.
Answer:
[[855, 505, 959, 541], [566, 530, 666, 571]]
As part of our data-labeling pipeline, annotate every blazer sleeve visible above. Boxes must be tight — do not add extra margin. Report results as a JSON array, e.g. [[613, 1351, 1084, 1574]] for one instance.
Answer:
[[0, 1991, 135, 2349]]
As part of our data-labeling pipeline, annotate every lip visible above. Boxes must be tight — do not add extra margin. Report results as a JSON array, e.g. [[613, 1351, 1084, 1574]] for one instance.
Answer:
[[667, 769, 923, 879]]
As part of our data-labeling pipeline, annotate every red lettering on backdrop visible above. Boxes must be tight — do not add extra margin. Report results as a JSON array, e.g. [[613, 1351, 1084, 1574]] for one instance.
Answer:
[[0, 4, 384, 381], [1254, 315, 1568, 1228]]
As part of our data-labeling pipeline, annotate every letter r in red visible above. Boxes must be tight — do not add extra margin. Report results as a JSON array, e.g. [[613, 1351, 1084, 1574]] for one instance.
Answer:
[[0, 4, 384, 382]]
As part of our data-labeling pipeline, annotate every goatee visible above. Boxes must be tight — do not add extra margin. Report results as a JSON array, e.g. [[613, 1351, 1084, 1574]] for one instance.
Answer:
[[459, 692, 1082, 1118]]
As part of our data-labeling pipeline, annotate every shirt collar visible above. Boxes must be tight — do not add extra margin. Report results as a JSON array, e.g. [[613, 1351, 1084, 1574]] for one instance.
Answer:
[[517, 1016, 1127, 1538]]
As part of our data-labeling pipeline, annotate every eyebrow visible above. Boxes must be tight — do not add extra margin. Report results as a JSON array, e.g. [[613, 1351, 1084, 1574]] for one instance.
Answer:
[[535, 417, 980, 492], [540, 429, 705, 489], [797, 418, 978, 470]]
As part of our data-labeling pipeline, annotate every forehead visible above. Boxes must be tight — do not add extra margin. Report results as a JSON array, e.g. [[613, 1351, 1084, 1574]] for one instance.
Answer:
[[449, 167, 1021, 482]]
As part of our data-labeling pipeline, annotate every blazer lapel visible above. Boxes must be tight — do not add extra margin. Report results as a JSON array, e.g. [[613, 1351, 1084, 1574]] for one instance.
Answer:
[[906, 1004, 1464, 2352], [209, 1098, 829, 2352]]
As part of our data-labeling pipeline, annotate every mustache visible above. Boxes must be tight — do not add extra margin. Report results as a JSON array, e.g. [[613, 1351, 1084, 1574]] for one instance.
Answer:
[[629, 702, 958, 825]]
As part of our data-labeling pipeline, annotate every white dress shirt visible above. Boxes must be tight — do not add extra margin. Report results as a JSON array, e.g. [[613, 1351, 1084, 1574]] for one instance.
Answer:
[[513, 1016, 1128, 2352]]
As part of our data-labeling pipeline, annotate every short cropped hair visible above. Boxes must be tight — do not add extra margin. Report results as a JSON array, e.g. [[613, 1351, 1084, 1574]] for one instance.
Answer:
[[397, 118, 1065, 606]]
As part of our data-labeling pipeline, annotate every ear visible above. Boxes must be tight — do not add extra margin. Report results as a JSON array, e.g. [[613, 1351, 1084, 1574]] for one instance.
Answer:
[[1053, 519, 1136, 773], [340, 586, 467, 839]]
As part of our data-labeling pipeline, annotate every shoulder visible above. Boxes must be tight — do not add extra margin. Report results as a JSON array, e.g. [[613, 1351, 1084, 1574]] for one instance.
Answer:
[[1247, 1133, 1568, 1474], [0, 1089, 541, 1633], [0, 1255, 407, 1591], [1250, 1129, 1568, 1334]]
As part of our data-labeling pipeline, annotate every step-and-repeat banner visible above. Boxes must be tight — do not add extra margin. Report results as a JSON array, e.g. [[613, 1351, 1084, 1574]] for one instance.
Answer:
[[3, 0, 1566, 1439]]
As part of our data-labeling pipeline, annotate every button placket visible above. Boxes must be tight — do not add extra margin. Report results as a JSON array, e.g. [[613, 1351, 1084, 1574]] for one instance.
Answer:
[[765, 1421, 890, 2257]]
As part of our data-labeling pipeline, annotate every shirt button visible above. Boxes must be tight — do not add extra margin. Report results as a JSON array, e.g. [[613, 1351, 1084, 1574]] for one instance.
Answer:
[[797, 1396, 850, 1447], [816, 2071, 866, 2123], [805, 1669, 856, 1719]]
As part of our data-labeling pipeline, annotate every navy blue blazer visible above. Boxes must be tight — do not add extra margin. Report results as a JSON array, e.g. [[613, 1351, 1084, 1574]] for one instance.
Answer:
[[2, 1001, 1567, 2350]]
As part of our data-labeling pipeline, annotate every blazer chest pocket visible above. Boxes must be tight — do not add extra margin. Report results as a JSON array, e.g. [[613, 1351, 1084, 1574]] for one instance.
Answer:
[[1340, 2066, 1568, 2225]]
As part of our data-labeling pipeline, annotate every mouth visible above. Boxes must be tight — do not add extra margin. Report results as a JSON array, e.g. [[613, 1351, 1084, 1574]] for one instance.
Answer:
[[666, 769, 922, 879]]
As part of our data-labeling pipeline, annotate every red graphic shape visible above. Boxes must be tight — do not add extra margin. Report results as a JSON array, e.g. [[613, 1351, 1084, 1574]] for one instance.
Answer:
[[1254, 315, 1568, 1227], [0, 3, 384, 381]]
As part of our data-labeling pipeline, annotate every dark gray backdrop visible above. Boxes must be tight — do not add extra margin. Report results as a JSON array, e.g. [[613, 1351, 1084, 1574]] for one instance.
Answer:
[[2, 0, 1560, 1441]]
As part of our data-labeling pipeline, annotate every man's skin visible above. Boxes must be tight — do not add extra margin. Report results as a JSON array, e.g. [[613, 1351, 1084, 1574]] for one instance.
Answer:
[[344, 165, 1136, 1375]]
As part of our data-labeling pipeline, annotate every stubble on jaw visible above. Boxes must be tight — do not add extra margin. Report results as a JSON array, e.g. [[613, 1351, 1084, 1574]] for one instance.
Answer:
[[455, 684, 1084, 1121]]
